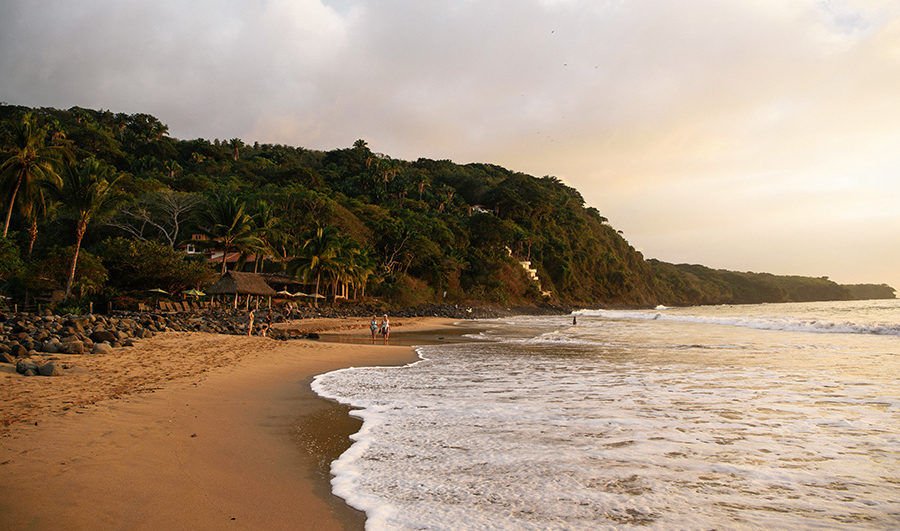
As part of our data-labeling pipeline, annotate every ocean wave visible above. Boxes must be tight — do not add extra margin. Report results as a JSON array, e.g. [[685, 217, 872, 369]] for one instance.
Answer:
[[578, 309, 900, 336]]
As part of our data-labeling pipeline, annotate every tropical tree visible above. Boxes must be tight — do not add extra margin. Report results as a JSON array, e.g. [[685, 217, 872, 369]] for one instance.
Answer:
[[20, 184, 59, 261], [1, 113, 65, 237], [23, 247, 107, 299], [56, 158, 123, 300], [329, 234, 371, 301], [228, 138, 243, 161], [99, 237, 216, 293], [287, 225, 339, 307], [196, 195, 262, 275], [251, 200, 286, 272], [0, 237, 24, 282], [109, 190, 201, 247]]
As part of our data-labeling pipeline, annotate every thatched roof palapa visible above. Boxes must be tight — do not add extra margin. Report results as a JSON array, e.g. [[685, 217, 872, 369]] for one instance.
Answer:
[[205, 271, 277, 297]]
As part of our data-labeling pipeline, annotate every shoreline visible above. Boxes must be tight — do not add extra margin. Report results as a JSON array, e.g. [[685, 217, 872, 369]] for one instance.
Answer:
[[0, 317, 463, 530]]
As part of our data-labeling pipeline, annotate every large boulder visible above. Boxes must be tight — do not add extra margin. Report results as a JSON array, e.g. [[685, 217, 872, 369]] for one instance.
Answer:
[[90, 330, 117, 344], [16, 359, 39, 375], [9, 344, 28, 358], [63, 318, 88, 333], [61, 341, 85, 355], [42, 340, 62, 354], [38, 361, 63, 376], [92, 342, 114, 355]]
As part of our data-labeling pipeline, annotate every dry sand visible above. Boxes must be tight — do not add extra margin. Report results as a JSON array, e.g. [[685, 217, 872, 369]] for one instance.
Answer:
[[0, 317, 461, 530]]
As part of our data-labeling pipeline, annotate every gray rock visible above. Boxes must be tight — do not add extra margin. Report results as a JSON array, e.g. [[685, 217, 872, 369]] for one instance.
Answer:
[[10, 344, 27, 358], [16, 359, 39, 374], [63, 318, 88, 333], [61, 341, 84, 355], [91, 342, 114, 355], [42, 340, 61, 354], [1, 352, 15, 364], [38, 361, 63, 376], [122, 339, 136, 347], [61, 334, 81, 344], [90, 330, 117, 344]]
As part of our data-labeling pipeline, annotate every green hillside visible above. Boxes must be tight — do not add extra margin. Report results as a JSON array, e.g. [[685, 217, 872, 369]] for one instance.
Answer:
[[0, 105, 894, 311]]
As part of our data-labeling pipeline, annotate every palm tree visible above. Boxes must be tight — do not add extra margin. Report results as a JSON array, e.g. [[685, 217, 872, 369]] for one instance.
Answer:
[[329, 234, 370, 301], [288, 225, 338, 307], [228, 138, 243, 161], [20, 185, 58, 261], [1, 113, 65, 237], [56, 158, 122, 300], [197, 196, 262, 275], [251, 201, 286, 273]]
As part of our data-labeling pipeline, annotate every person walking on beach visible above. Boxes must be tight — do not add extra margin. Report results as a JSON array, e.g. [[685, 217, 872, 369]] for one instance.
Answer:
[[260, 308, 273, 337], [370, 315, 378, 342], [248, 309, 255, 336], [380, 314, 390, 342]]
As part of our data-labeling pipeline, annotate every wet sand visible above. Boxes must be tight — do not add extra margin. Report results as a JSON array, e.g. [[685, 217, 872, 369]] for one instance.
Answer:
[[0, 317, 462, 530]]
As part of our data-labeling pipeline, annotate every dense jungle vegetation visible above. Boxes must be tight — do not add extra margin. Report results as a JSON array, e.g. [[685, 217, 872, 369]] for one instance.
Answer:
[[0, 104, 894, 312]]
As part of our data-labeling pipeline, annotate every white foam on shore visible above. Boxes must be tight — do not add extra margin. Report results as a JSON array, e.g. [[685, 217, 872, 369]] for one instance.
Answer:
[[310, 302, 900, 529], [578, 308, 900, 336]]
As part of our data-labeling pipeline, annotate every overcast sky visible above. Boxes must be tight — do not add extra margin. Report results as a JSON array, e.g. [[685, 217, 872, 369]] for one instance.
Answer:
[[2, 0, 898, 291]]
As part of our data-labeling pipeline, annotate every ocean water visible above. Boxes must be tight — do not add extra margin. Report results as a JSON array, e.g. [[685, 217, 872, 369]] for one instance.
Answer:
[[312, 300, 900, 530]]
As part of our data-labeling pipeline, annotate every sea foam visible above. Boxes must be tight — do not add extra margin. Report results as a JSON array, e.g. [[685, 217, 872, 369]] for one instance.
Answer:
[[312, 301, 900, 529]]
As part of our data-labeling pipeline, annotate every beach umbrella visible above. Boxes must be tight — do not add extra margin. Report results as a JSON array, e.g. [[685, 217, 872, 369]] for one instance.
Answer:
[[183, 288, 205, 297], [292, 291, 309, 297], [147, 288, 169, 294], [276, 290, 293, 297]]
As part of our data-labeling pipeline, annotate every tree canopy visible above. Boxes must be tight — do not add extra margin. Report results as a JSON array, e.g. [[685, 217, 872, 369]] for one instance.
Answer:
[[0, 103, 893, 308]]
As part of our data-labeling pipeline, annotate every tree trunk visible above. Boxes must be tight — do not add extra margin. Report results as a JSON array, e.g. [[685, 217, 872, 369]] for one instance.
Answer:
[[64, 221, 87, 301], [314, 271, 321, 308], [221, 246, 228, 275], [2, 175, 22, 238], [25, 219, 38, 261]]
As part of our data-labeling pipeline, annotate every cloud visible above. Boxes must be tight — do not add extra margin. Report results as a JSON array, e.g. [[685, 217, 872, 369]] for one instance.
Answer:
[[1, 0, 898, 287]]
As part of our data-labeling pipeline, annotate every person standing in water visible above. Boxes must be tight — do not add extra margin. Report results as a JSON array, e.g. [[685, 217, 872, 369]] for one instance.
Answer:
[[370, 315, 378, 342], [380, 314, 390, 342]]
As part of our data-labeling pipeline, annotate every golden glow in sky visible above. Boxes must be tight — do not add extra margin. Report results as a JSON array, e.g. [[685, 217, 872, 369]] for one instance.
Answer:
[[2, 0, 897, 290]]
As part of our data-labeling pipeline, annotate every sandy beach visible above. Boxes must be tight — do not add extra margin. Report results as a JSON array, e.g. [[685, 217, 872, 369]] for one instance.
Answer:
[[0, 316, 460, 530]]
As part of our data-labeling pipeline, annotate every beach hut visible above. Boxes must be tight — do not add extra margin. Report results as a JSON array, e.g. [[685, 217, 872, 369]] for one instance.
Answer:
[[205, 271, 277, 309]]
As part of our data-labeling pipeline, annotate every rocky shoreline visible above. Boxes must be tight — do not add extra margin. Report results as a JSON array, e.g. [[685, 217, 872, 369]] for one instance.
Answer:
[[1, 302, 574, 377]]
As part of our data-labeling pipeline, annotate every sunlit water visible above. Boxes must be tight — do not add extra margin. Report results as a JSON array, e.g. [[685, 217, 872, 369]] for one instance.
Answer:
[[312, 300, 900, 529]]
